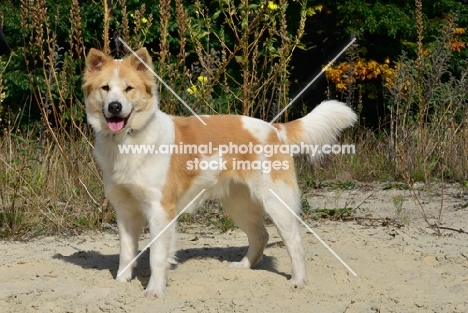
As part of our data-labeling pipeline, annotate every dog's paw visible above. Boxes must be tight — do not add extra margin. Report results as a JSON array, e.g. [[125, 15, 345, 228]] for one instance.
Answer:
[[288, 277, 308, 286], [143, 287, 165, 299], [115, 272, 132, 283], [167, 255, 178, 266], [144, 274, 167, 299], [228, 258, 251, 269]]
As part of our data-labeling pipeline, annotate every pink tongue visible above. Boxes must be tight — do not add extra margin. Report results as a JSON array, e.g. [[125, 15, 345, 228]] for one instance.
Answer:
[[107, 118, 125, 132]]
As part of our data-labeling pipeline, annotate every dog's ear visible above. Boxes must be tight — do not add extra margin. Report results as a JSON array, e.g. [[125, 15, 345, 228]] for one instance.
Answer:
[[129, 48, 153, 72], [86, 48, 110, 72]]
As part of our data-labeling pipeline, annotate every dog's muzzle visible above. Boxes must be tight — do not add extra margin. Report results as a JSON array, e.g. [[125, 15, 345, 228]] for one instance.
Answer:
[[105, 101, 131, 133]]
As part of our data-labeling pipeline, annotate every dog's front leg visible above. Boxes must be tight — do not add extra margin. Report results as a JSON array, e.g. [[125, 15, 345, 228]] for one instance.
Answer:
[[143, 207, 176, 298], [115, 205, 145, 283]]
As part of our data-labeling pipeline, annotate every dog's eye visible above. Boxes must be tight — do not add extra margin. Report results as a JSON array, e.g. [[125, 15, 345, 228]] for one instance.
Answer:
[[125, 86, 133, 93], [101, 85, 110, 92]]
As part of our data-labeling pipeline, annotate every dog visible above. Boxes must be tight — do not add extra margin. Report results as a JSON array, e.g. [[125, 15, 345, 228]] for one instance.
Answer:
[[82, 47, 357, 298]]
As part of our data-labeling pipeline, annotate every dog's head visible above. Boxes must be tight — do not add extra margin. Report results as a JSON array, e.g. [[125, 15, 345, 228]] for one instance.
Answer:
[[82, 48, 158, 135]]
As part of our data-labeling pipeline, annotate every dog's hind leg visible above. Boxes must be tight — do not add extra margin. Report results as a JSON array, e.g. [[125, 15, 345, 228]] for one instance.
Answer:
[[262, 184, 307, 285], [221, 182, 269, 268]]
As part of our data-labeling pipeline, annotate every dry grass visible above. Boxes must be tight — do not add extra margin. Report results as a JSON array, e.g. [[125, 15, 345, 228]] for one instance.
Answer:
[[0, 130, 106, 238], [0, 0, 108, 238]]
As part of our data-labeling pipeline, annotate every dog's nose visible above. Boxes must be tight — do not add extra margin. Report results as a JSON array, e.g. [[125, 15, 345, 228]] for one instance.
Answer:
[[108, 101, 122, 115]]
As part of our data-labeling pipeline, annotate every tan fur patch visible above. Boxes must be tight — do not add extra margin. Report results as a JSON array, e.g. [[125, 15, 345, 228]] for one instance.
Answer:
[[266, 128, 297, 187], [273, 119, 304, 144], [160, 115, 264, 216]]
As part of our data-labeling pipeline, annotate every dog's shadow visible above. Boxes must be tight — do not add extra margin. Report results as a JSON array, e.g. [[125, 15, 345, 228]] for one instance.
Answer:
[[53, 242, 290, 288]]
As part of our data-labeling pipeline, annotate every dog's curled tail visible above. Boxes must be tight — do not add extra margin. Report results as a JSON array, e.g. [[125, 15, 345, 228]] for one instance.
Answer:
[[274, 100, 357, 159]]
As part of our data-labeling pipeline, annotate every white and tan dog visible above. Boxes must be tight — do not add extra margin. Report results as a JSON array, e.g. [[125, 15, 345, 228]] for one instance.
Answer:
[[83, 48, 357, 298]]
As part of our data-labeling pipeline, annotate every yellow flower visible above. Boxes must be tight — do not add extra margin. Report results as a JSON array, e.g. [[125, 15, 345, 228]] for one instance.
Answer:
[[307, 7, 316, 16], [187, 85, 198, 94], [307, 5, 323, 16], [141, 17, 148, 24], [267, 1, 279, 11], [197, 75, 208, 84], [336, 83, 347, 91]]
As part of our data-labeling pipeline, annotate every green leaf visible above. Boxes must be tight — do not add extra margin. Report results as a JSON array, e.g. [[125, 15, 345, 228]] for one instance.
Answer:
[[197, 31, 210, 40], [9, 133, 27, 143], [296, 43, 307, 50], [241, 17, 248, 29], [212, 10, 221, 20], [235, 55, 244, 64]]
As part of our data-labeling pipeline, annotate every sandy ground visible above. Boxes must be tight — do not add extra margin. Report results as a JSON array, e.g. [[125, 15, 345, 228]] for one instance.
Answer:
[[1, 183, 468, 313]]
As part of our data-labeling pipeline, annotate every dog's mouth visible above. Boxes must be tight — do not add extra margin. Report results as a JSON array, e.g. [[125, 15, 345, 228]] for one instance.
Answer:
[[106, 113, 131, 132]]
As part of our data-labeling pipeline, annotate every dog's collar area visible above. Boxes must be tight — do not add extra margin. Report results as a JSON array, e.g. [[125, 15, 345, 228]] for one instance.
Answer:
[[124, 110, 157, 137]]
